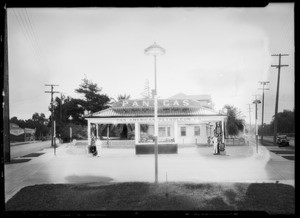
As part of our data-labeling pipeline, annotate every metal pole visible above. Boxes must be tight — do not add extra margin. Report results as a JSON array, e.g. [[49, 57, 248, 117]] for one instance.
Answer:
[[247, 104, 252, 135], [54, 120, 56, 155], [51, 86, 54, 147], [255, 101, 258, 153], [3, 5, 11, 162], [261, 86, 265, 141], [70, 126, 72, 142], [154, 55, 158, 184]]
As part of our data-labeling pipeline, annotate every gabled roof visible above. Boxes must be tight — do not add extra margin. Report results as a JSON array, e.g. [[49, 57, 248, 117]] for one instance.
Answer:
[[88, 98, 224, 118]]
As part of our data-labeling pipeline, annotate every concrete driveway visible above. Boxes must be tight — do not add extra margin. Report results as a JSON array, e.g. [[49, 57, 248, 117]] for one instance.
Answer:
[[5, 141, 294, 202]]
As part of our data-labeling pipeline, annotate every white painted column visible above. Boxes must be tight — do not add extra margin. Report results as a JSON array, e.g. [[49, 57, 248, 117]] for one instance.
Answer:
[[135, 122, 139, 144], [222, 118, 225, 144], [174, 120, 178, 143], [96, 124, 99, 139], [87, 120, 91, 142]]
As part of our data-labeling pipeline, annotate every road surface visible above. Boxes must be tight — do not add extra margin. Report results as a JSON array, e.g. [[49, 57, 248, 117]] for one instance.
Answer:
[[10, 141, 54, 159]]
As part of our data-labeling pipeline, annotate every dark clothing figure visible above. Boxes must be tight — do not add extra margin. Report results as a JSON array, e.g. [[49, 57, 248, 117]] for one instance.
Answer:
[[89, 137, 97, 156]]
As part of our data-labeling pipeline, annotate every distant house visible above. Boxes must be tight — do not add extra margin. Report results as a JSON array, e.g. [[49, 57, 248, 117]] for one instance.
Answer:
[[168, 93, 213, 109], [10, 123, 35, 142]]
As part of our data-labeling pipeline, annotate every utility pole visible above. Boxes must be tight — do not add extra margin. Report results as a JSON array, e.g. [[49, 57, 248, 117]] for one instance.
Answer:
[[3, 5, 11, 162], [253, 95, 261, 153], [258, 81, 270, 143], [45, 84, 59, 148], [271, 54, 289, 146], [246, 104, 252, 135], [60, 93, 64, 143]]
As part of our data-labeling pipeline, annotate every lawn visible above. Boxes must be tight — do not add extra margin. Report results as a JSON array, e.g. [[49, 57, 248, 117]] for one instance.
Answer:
[[5, 182, 294, 214]]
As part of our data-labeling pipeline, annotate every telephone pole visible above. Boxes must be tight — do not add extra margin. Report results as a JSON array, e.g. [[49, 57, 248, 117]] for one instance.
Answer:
[[3, 5, 11, 162], [246, 104, 252, 136], [253, 95, 261, 153], [45, 84, 59, 148], [258, 81, 270, 143], [271, 54, 289, 146]]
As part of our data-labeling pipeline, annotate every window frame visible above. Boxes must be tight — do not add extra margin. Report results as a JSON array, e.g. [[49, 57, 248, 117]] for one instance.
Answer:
[[180, 126, 186, 136], [194, 126, 200, 136]]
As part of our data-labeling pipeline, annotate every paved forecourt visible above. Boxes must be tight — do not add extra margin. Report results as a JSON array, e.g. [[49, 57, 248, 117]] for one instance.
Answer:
[[5, 140, 294, 202]]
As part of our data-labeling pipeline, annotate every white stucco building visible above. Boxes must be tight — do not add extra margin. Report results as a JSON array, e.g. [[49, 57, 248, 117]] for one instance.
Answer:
[[85, 95, 227, 153]]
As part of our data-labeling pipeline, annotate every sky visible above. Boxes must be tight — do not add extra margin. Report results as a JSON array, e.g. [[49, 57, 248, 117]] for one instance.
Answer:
[[7, 4, 294, 125]]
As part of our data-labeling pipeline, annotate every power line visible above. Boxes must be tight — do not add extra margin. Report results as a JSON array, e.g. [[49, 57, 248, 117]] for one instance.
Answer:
[[24, 8, 49, 74], [13, 9, 49, 74], [12, 9, 40, 66], [271, 53, 289, 146]]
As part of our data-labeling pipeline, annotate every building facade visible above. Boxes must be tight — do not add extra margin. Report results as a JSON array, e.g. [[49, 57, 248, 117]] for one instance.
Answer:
[[85, 98, 227, 149]]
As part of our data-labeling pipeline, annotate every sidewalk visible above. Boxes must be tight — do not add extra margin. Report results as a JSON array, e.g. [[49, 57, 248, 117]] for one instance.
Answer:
[[5, 140, 294, 203]]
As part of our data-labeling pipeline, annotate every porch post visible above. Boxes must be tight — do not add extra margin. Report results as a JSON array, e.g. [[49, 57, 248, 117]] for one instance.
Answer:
[[96, 124, 99, 139], [87, 120, 91, 142], [135, 122, 139, 144], [222, 118, 225, 144], [174, 120, 178, 143]]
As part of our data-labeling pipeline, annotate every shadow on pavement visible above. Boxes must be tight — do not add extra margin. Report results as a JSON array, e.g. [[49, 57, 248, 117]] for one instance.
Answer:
[[5, 159, 31, 164]]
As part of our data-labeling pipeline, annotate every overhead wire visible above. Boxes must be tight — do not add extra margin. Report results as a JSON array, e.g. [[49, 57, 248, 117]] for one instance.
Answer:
[[12, 8, 49, 74], [23, 8, 49, 74], [12, 9, 40, 67]]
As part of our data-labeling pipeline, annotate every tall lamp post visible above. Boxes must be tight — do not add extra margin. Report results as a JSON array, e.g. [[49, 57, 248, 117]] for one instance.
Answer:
[[68, 115, 73, 142], [145, 42, 166, 183], [253, 98, 261, 153]]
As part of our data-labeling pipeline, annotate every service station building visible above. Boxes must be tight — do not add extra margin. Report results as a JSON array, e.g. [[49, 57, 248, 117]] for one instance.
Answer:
[[85, 95, 227, 154]]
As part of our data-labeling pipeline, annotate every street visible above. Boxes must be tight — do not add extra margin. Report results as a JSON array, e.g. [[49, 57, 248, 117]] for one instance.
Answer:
[[249, 135, 295, 161], [10, 141, 54, 159]]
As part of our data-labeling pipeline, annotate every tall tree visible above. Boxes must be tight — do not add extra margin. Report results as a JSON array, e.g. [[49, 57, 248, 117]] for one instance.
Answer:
[[75, 77, 110, 113], [223, 105, 245, 137]]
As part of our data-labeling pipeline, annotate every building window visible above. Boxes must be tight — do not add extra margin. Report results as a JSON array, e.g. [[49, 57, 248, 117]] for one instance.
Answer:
[[167, 127, 171, 137], [194, 126, 200, 136], [181, 127, 186, 136], [159, 127, 166, 137], [159, 127, 171, 137]]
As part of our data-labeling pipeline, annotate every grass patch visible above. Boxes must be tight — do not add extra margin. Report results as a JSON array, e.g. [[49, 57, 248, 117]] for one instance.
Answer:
[[5, 182, 294, 214]]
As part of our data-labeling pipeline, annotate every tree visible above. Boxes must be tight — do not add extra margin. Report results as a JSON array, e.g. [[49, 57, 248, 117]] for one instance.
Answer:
[[117, 94, 131, 101], [75, 77, 110, 113], [269, 109, 294, 134], [223, 105, 245, 137], [51, 95, 87, 141]]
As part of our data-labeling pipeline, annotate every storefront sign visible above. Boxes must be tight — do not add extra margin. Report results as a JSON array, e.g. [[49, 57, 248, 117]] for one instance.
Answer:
[[113, 99, 194, 108], [10, 128, 25, 136], [115, 117, 199, 122], [87, 115, 225, 124]]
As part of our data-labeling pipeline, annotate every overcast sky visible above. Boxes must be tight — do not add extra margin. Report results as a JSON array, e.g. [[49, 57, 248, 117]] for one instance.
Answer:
[[7, 4, 294, 124]]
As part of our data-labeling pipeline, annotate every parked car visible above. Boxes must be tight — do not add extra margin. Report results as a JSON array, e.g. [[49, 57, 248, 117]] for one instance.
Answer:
[[276, 135, 290, 147]]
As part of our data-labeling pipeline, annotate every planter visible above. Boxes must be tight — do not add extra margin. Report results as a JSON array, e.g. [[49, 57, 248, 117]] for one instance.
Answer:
[[135, 143, 178, 155]]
